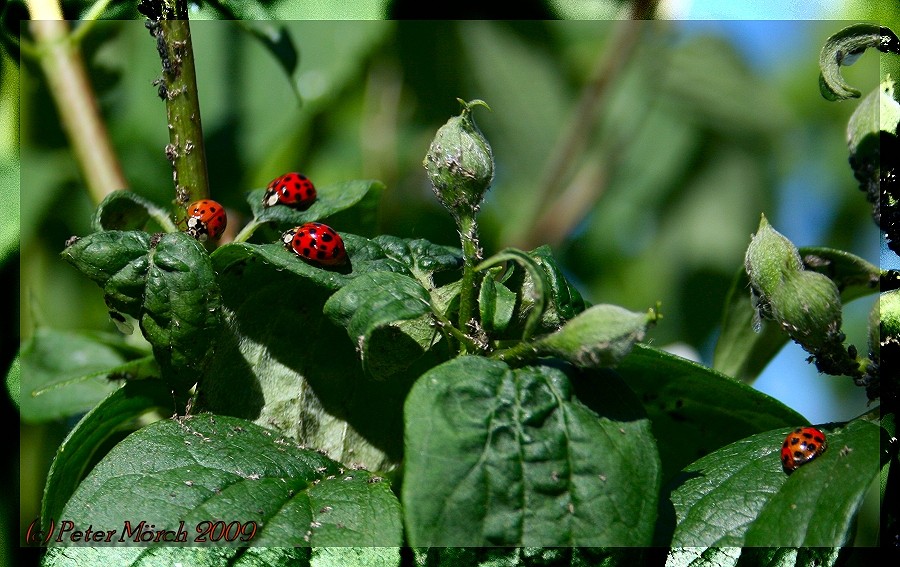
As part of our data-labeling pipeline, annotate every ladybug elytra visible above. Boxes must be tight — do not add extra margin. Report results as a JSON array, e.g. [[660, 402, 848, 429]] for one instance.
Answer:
[[263, 172, 317, 209], [185, 199, 226, 241], [781, 426, 827, 473], [282, 222, 346, 266]]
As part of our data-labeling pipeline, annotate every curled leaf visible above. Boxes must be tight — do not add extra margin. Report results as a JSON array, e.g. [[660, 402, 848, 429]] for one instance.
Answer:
[[819, 24, 900, 101]]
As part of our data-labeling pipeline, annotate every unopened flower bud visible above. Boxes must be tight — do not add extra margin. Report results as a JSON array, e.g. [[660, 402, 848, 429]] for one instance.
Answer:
[[771, 270, 843, 351], [423, 99, 494, 219], [745, 214, 803, 297]]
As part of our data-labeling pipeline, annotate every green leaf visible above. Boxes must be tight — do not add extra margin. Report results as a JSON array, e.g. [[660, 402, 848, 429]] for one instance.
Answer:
[[483, 246, 587, 341], [669, 417, 880, 547], [212, 234, 461, 293], [848, 79, 900, 157], [665, 547, 842, 567], [403, 356, 659, 546], [617, 344, 805, 486], [526, 304, 658, 369], [61, 231, 152, 295], [478, 268, 516, 334], [19, 328, 128, 423], [713, 266, 789, 382], [477, 248, 549, 341], [62, 231, 223, 393], [413, 547, 645, 567], [368, 234, 462, 286], [54, 414, 402, 548], [246, 180, 384, 228], [41, 380, 174, 532], [323, 271, 436, 378], [92, 190, 176, 233], [818, 24, 899, 101], [529, 245, 587, 321], [202, 3, 302, 102], [140, 232, 223, 391], [0, 152, 19, 263], [799, 246, 880, 302], [310, 547, 400, 567], [4, 354, 19, 409]]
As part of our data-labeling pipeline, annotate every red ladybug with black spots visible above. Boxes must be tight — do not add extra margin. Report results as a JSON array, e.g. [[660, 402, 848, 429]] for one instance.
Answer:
[[282, 222, 346, 266], [185, 199, 226, 241], [263, 172, 317, 209], [781, 426, 827, 473]]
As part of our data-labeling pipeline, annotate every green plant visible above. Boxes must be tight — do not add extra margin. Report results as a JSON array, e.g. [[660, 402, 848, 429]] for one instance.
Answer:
[[10, 10, 895, 567]]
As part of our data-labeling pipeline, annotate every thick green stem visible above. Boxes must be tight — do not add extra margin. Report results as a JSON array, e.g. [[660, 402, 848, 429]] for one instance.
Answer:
[[457, 212, 483, 351], [491, 341, 538, 365], [147, 0, 210, 225], [27, 0, 128, 204]]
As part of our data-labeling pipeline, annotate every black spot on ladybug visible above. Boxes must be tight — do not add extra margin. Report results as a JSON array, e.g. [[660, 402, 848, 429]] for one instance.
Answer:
[[793, 450, 804, 459], [802, 431, 813, 440], [790, 437, 800, 446], [302, 248, 312, 257], [807, 442, 818, 452], [321, 232, 333, 243], [317, 251, 327, 260]]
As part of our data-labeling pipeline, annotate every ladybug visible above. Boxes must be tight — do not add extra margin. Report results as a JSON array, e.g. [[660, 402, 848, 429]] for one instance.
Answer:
[[282, 222, 347, 266], [185, 199, 227, 241], [263, 172, 317, 209], [781, 426, 827, 473]]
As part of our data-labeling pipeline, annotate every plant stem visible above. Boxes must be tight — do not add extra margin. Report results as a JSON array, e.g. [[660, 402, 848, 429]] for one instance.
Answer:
[[147, 0, 210, 225], [491, 341, 538, 365], [27, 0, 128, 205], [456, 212, 483, 352], [431, 304, 478, 353]]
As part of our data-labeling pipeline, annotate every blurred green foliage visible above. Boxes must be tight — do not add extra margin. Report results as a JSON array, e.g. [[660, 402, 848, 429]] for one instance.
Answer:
[[5, 8, 890, 557]]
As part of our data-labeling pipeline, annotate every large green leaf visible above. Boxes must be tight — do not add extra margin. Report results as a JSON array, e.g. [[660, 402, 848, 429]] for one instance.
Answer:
[[669, 416, 880, 547], [665, 547, 842, 567], [52, 415, 402, 548], [616, 344, 805, 487], [414, 547, 649, 567], [403, 356, 659, 546]]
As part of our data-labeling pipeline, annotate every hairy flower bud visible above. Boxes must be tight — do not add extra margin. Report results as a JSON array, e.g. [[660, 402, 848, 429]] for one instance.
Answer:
[[745, 214, 803, 297], [423, 99, 494, 219], [771, 269, 843, 351]]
